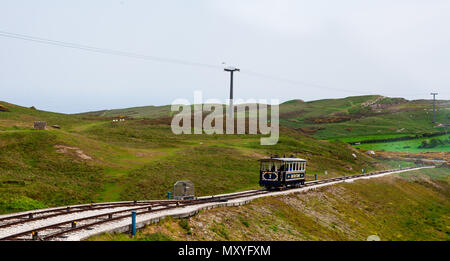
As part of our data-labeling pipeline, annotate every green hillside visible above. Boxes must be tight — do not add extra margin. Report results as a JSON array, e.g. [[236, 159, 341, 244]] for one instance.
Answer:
[[280, 96, 449, 140], [0, 101, 395, 214], [80, 95, 450, 142]]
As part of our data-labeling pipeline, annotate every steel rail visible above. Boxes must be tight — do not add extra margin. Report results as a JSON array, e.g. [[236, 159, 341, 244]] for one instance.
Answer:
[[0, 201, 172, 230], [0, 200, 172, 224], [0, 203, 168, 241]]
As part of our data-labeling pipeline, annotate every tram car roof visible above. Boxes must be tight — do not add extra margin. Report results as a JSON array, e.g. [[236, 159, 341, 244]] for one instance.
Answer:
[[258, 157, 307, 162]]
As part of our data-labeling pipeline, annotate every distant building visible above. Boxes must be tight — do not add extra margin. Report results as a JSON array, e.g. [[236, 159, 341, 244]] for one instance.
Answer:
[[112, 115, 127, 122], [34, 121, 47, 130]]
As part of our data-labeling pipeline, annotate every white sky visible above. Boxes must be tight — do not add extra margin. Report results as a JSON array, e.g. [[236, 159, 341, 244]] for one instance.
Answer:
[[0, 0, 449, 113]]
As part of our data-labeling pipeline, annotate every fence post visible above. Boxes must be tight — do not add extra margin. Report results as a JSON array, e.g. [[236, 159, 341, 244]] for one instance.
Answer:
[[131, 211, 136, 237]]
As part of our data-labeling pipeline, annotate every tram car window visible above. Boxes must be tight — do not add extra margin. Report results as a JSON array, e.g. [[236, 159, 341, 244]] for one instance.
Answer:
[[259, 156, 307, 190]]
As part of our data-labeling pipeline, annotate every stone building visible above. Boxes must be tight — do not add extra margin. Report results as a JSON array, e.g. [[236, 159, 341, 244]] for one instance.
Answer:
[[34, 121, 47, 130]]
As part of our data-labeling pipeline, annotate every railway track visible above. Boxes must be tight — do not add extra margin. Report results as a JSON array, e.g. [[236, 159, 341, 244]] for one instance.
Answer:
[[0, 166, 431, 241], [0, 200, 171, 230], [0, 189, 269, 241], [304, 166, 431, 186]]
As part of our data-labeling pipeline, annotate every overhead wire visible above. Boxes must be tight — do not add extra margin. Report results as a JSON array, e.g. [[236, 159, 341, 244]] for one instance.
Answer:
[[0, 30, 439, 98]]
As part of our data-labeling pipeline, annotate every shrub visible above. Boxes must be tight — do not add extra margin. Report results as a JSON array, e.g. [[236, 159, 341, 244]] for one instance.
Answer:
[[0, 105, 10, 112], [0, 196, 47, 213], [179, 218, 190, 231], [418, 139, 444, 149]]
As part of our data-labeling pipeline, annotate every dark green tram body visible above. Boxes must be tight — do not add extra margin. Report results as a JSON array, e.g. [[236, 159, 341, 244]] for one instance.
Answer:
[[259, 157, 307, 189]]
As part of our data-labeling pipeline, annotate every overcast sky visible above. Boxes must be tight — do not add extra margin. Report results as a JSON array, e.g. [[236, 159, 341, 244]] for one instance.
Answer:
[[1, 0, 449, 113]]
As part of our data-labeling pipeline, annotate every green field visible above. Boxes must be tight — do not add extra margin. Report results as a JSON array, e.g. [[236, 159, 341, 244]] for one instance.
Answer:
[[333, 133, 423, 143], [354, 134, 450, 153]]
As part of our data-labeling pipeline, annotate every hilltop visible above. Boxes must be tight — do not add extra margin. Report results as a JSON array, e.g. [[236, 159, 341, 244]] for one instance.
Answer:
[[80, 95, 450, 141], [81, 104, 173, 119], [280, 96, 449, 140]]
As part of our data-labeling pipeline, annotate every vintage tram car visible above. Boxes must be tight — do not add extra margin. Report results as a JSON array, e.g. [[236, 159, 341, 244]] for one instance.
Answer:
[[259, 157, 306, 189]]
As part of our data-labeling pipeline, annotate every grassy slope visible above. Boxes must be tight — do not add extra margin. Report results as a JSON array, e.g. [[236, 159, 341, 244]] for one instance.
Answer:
[[280, 97, 449, 139], [78, 120, 382, 201], [279, 96, 449, 153], [79, 96, 450, 156], [89, 168, 450, 241], [0, 101, 387, 214], [279, 95, 380, 120], [79, 96, 450, 142], [81, 95, 383, 124]]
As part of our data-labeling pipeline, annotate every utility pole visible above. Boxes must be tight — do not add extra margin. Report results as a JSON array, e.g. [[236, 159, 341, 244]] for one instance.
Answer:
[[224, 66, 240, 118], [431, 93, 438, 123]]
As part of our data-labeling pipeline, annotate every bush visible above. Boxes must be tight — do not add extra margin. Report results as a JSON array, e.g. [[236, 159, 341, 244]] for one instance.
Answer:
[[179, 218, 190, 231], [0, 196, 47, 213], [418, 139, 444, 149], [0, 105, 10, 112]]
